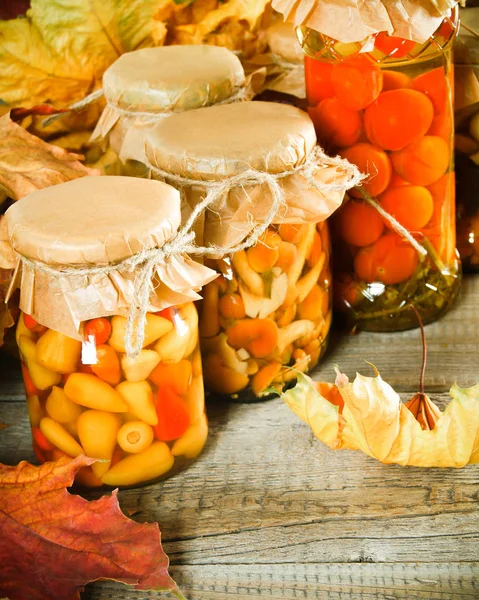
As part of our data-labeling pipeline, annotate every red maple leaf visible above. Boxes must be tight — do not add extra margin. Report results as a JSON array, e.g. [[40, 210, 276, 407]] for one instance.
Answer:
[[0, 455, 184, 600]]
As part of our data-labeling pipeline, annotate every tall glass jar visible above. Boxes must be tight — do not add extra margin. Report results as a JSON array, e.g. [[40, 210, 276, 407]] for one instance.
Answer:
[[299, 10, 462, 331], [454, 4, 479, 272], [6, 177, 216, 488], [140, 102, 358, 401]]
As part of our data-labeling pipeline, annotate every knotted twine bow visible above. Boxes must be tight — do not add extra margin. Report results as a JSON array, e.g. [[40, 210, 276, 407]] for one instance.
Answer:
[[18, 146, 362, 357]]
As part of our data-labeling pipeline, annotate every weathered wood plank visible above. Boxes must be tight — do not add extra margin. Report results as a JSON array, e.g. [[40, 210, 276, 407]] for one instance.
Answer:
[[2, 276, 478, 600], [84, 563, 479, 599], [2, 400, 478, 566]]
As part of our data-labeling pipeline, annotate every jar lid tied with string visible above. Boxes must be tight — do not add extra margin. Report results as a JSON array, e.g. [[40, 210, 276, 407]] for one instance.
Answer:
[[90, 45, 266, 162], [140, 101, 362, 401], [6, 176, 217, 488], [247, 19, 307, 102]]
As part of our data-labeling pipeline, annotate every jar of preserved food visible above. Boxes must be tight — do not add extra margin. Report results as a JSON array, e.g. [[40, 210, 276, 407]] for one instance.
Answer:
[[6, 176, 217, 488], [140, 101, 360, 400], [298, 9, 461, 331], [454, 5, 479, 272], [252, 20, 306, 107], [91, 45, 264, 171]]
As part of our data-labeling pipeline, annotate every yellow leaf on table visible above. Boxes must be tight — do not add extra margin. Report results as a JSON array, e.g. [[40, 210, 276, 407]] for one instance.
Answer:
[[283, 370, 479, 468]]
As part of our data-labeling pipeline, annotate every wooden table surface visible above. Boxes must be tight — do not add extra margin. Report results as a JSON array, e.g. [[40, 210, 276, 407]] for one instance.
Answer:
[[1, 276, 479, 600]]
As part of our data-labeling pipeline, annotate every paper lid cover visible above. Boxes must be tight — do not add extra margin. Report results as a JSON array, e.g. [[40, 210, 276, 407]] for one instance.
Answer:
[[6, 176, 181, 266], [145, 101, 317, 180], [267, 21, 304, 64], [272, 0, 458, 44], [103, 45, 246, 113]]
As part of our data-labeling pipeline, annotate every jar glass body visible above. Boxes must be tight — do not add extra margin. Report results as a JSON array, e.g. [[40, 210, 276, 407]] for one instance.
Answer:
[[300, 12, 461, 331], [200, 221, 332, 401], [17, 303, 207, 489], [454, 10, 479, 272]]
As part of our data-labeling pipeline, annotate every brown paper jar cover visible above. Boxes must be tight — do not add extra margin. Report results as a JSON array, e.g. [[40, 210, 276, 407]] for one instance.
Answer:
[[143, 101, 355, 249], [243, 20, 306, 99], [6, 176, 217, 339], [267, 20, 304, 64], [91, 45, 259, 158], [272, 0, 459, 44]]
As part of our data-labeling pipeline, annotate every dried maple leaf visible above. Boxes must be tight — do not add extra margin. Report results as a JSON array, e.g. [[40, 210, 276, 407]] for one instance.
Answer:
[[0, 113, 98, 201], [283, 371, 479, 468], [0, 455, 185, 600]]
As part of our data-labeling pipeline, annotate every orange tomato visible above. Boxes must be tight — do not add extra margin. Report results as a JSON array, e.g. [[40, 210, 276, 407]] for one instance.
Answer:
[[309, 97, 363, 148], [84, 317, 112, 345], [381, 70, 412, 91], [388, 173, 409, 188], [364, 89, 434, 150], [340, 143, 392, 198], [305, 57, 335, 105], [334, 275, 362, 309], [331, 55, 383, 111], [412, 67, 448, 115], [428, 110, 452, 141], [380, 186, 434, 230], [334, 200, 384, 247], [374, 32, 417, 58], [391, 136, 450, 186], [354, 233, 419, 285]]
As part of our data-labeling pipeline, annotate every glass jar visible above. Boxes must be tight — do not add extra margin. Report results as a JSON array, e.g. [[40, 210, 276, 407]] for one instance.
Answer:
[[299, 10, 462, 331], [91, 45, 258, 172], [141, 101, 358, 400], [253, 20, 307, 108], [6, 176, 216, 488], [200, 220, 332, 401], [454, 5, 479, 272], [17, 305, 205, 488]]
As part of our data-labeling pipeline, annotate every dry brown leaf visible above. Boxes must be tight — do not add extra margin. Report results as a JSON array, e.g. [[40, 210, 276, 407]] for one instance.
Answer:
[[0, 114, 98, 201], [283, 370, 479, 467], [0, 114, 98, 347], [0, 455, 184, 600]]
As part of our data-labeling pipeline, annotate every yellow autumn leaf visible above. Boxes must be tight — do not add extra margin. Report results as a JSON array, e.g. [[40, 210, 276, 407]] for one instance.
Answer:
[[0, 114, 98, 200], [0, 0, 270, 118], [0, 0, 168, 110], [283, 370, 479, 468]]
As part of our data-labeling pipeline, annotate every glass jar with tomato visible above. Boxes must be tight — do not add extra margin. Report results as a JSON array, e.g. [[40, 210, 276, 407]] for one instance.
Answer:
[[299, 9, 461, 331], [454, 4, 479, 272], [6, 176, 216, 488]]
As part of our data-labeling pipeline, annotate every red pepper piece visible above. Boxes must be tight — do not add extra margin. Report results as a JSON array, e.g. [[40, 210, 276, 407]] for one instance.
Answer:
[[153, 386, 190, 442], [21, 364, 39, 397], [23, 313, 47, 333], [32, 427, 55, 451]]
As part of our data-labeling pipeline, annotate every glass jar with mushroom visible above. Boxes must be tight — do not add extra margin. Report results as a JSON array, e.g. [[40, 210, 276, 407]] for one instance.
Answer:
[[139, 101, 358, 401]]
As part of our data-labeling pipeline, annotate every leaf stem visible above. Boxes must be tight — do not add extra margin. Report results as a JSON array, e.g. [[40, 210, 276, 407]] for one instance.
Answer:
[[409, 305, 427, 394]]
